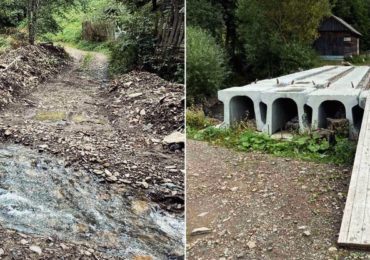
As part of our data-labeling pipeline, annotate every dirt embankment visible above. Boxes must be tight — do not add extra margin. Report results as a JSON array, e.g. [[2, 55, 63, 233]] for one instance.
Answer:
[[0, 44, 68, 108]]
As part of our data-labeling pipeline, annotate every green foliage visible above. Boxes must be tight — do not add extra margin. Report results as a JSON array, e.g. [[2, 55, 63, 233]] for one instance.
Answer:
[[82, 52, 93, 68], [237, 0, 330, 78], [109, 3, 184, 83], [42, 0, 122, 54], [186, 109, 214, 130], [109, 6, 155, 73], [186, 0, 224, 40], [0, 0, 26, 28], [0, 35, 11, 53], [186, 26, 228, 104], [188, 126, 357, 165], [345, 54, 370, 65]]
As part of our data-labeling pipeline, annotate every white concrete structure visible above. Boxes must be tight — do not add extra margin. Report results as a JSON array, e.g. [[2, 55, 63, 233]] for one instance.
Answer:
[[218, 66, 370, 137]]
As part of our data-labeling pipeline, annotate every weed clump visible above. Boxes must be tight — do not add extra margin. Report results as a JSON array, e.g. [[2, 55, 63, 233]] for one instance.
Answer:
[[187, 110, 357, 165]]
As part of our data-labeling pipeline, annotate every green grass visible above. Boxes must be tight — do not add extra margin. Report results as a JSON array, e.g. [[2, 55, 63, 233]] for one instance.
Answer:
[[0, 35, 11, 53], [187, 110, 357, 165], [82, 52, 94, 68], [41, 0, 115, 56]]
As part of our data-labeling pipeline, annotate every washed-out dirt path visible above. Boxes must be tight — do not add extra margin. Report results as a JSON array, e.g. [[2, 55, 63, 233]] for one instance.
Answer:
[[0, 47, 184, 259], [186, 140, 369, 260], [0, 46, 184, 201]]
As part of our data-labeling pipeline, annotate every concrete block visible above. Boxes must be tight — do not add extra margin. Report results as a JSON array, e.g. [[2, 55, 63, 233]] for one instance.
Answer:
[[218, 66, 370, 137]]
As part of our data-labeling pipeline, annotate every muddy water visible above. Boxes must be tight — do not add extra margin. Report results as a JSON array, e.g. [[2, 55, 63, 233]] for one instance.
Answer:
[[0, 144, 184, 259]]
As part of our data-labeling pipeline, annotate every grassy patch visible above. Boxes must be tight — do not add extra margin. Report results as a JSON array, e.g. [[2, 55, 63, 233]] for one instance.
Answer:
[[187, 110, 357, 165], [0, 35, 11, 53], [82, 53, 93, 68], [41, 0, 114, 56]]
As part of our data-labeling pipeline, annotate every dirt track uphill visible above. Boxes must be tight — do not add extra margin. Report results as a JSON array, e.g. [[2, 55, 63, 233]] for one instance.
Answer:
[[0, 45, 184, 259], [0, 46, 184, 209]]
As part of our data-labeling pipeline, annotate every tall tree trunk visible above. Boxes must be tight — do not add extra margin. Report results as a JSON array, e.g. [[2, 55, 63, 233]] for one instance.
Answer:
[[28, 0, 38, 45], [152, 0, 157, 11]]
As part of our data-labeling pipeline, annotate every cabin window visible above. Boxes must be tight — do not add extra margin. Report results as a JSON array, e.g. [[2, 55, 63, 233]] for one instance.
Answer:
[[343, 37, 351, 42]]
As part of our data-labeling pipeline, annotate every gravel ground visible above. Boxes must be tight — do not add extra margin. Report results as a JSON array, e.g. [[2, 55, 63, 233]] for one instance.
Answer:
[[186, 140, 370, 260]]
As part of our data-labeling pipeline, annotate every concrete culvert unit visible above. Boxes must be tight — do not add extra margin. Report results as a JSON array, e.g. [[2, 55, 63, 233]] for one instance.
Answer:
[[318, 100, 346, 128], [229, 96, 255, 124], [260, 102, 267, 124], [303, 105, 313, 128], [219, 66, 370, 136], [352, 105, 364, 131], [271, 98, 298, 134]]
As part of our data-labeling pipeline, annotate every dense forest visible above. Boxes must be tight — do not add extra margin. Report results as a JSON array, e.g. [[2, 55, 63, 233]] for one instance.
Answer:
[[187, 0, 370, 104], [0, 0, 184, 82]]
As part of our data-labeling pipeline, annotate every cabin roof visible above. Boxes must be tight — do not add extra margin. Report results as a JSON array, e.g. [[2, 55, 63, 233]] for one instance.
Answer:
[[319, 15, 362, 37]]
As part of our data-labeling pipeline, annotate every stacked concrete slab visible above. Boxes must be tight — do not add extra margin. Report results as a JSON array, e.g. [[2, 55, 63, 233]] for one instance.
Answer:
[[218, 66, 370, 137]]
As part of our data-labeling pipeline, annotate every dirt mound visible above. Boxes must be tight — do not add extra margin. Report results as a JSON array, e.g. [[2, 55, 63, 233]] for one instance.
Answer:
[[0, 44, 68, 108], [107, 71, 184, 135]]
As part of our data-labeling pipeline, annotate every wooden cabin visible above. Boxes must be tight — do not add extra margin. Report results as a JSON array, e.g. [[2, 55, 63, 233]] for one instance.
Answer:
[[314, 15, 362, 59]]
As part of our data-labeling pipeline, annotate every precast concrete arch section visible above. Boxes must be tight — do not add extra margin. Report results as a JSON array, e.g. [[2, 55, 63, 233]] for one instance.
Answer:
[[229, 96, 255, 124], [271, 98, 299, 134], [218, 65, 370, 136], [318, 100, 346, 128]]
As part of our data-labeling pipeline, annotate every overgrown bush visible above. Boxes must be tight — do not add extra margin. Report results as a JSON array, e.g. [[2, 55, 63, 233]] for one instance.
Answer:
[[109, 4, 184, 83], [109, 8, 155, 73], [186, 109, 215, 129], [345, 54, 370, 65], [188, 126, 357, 165], [187, 26, 228, 104]]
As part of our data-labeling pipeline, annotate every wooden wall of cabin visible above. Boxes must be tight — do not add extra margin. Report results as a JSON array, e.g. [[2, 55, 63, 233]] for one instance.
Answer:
[[314, 31, 359, 56]]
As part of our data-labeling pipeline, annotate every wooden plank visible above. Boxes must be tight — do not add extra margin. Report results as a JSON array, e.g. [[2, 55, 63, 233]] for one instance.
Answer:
[[339, 95, 370, 247]]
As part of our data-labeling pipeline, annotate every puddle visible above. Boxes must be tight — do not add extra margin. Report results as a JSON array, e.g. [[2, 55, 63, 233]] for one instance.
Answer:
[[34, 111, 67, 121], [0, 144, 184, 259]]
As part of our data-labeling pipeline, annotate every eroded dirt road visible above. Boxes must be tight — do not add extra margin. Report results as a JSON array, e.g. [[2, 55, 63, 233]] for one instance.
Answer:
[[0, 47, 184, 259], [186, 140, 369, 260]]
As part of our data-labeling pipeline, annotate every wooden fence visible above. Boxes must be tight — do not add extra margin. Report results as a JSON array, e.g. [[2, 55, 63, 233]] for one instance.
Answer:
[[155, 0, 184, 59], [82, 21, 115, 42]]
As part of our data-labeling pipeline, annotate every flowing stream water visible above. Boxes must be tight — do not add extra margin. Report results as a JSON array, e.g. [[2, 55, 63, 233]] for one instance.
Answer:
[[0, 144, 184, 259]]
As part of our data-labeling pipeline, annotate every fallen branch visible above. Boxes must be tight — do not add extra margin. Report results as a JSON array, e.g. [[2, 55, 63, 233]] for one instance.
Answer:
[[0, 56, 23, 71]]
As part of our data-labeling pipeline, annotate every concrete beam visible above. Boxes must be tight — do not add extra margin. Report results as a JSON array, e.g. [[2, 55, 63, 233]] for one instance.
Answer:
[[218, 66, 370, 137]]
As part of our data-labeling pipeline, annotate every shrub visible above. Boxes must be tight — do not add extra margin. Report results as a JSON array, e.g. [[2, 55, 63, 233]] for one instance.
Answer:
[[186, 108, 214, 129], [186, 26, 228, 104]]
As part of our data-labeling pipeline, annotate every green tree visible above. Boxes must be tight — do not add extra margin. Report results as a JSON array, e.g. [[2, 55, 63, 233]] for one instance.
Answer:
[[186, 0, 224, 40], [186, 26, 228, 104], [237, 0, 330, 77]]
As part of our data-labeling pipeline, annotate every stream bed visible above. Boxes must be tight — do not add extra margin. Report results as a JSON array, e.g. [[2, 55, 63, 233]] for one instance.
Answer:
[[0, 144, 184, 259]]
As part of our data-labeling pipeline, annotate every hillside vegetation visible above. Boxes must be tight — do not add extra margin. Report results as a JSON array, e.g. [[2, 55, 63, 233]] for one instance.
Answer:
[[0, 0, 184, 82], [187, 0, 370, 104]]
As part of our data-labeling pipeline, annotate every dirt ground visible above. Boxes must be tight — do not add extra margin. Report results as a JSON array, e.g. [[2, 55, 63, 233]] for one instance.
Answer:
[[186, 140, 370, 260], [0, 46, 184, 259]]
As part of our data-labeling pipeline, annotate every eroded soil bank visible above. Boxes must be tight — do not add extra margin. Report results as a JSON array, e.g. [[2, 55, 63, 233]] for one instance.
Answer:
[[0, 45, 184, 259]]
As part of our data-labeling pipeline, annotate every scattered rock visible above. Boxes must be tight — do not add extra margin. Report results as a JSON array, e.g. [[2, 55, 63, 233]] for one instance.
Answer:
[[29, 245, 42, 255], [190, 227, 212, 236], [163, 131, 185, 144], [247, 240, 257, 249]]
